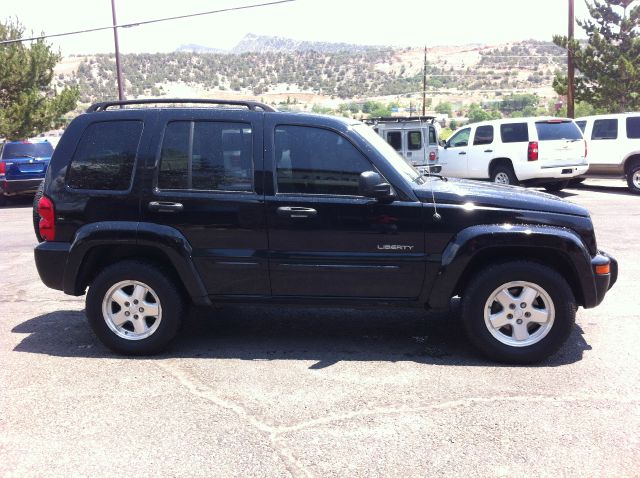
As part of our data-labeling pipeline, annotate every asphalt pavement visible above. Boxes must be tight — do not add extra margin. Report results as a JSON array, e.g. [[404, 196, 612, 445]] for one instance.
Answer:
[[1, 179, 638, 477]]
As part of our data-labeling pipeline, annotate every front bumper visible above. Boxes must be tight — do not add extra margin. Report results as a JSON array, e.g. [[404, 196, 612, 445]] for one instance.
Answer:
[[589, 250, 618, 308]]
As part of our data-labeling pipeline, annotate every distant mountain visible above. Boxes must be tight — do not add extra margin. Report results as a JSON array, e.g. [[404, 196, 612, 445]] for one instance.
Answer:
[[175, 33, 387, 55]]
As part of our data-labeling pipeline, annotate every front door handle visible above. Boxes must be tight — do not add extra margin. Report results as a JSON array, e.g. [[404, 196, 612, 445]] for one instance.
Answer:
[[277, 206, 317, 218], [148, 201, 184, 212], [458, 151, 467, 155]]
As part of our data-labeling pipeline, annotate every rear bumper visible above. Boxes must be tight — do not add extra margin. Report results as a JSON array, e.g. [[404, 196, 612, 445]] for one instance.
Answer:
[[587, 250, 618, 308], [518, 163, 589, 181], [1, 178, 42, 195], [34, 242, 70, 291]]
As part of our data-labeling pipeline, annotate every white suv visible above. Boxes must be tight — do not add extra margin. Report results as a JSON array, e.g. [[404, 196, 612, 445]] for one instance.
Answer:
[[439, 117, 588, 191], [575, 113, 640, 194]]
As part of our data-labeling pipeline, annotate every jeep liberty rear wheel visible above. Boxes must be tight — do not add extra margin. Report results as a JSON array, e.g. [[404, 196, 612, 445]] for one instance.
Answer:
[[490, 164, 518, 186], [627, 163, 640, 195], [86, 261, 184, 355], [461, 261, 576, 364]]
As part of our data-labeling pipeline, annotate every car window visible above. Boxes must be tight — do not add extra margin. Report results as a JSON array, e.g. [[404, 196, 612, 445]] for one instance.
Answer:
[[500, 123, 529, 143], [408, 130, 422, 150], [473, 125, 494, 145], [386, 131, 402, 151], [535, 121, 582, 141], [429, 127, 437, 145], [448, 128, 471, 147], [626, 117, 640, 139], [575, 120, 587, 133], [275, 125, 373, 196], [158, 121, 253, 192], [2, 142, 54, 159], [67, 121, 143, 191], [592, 119, 618, 140]]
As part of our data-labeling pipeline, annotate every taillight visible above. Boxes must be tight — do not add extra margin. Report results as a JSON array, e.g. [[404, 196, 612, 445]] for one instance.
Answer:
[[429, 151, 436, 161], [0, 161, 5, 175], [38, 196, 55, 241], [527, 141, 539, 161], [584, 140, 588, 159]]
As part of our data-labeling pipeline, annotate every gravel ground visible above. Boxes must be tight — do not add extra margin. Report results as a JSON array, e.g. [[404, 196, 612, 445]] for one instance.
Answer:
[[1, 178, 638, 477]]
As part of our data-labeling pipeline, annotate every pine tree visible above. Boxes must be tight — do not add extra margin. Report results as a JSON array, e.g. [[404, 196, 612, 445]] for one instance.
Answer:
[[0, 19, 78, 140], [552, 0, 640, 113]]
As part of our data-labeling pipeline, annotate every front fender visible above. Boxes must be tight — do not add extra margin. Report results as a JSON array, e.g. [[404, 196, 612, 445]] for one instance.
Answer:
[[427, 224, 596, 308]]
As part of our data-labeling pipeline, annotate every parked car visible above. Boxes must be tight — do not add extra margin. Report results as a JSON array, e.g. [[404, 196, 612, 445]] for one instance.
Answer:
[[575, 113, 640, 194], [0, 139, 54, 205], [439, 117, 588, 191], [367, 116, 441, 174], [34, 99, 616, 363]]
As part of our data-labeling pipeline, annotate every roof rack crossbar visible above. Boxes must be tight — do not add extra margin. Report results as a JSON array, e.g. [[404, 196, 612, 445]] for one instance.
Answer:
[[87, 98, 277, 113]]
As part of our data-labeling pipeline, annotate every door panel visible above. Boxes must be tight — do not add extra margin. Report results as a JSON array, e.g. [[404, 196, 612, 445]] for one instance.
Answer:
[[141, 110, 269, 296], [440, 127, 471, 177], [265, 121, 425, 299]]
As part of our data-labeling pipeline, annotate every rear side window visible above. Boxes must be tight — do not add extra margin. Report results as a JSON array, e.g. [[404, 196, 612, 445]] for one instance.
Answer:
[[408, 131, 422, 150], [592, 119, 618, 140], [386, 131, 402, 150], [535, 121, 582, 141], [429, 127, 437, 145], [575, 120, 587, 133], [500, 123, 529, 143], [158, 121, 253, 192], [67, 121, 143, 190], [626, 117, 640, 139], [473, 125, 494, 145]]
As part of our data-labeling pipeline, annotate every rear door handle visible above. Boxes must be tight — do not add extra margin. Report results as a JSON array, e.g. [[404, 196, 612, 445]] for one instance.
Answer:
[[148, 201, 184, 212], [277, 206, 317, 218], [484, 149, 493, 153], [458, 151, 467, 155]]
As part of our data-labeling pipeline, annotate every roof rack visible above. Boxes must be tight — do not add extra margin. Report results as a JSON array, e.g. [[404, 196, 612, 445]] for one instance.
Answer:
[[86, 98, 277, 113], [364, 115, 437, 125]]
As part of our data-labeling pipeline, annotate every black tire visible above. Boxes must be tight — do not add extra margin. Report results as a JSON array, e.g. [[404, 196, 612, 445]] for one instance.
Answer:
[[568, 178, 585, 186], [490, 164, 519, 186], [544, 180, 569, 192], [33, 181, 45, 242], [627, 163, 640, 195], [86, 260, 184, 355], [461, 261, 576, 364], [0, 194, 6, 207]]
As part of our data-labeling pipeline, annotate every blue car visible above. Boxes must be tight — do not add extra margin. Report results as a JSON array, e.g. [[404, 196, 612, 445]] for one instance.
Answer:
[[0, 139, 54, 205]]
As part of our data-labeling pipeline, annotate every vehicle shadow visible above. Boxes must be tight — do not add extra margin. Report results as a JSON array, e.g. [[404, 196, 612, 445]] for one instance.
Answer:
[[12, 305, 591, 367], [570, 182, 636, 197], [0, 196, 34, 209]]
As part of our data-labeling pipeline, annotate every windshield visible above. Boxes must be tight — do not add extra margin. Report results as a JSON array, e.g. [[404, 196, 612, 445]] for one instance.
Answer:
[[352, 124, 422, 183], [2, 142, 54, 159], [535, 121, 583, 141]]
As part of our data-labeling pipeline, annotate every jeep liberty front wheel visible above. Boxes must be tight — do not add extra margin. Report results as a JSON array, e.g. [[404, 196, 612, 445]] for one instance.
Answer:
[[86, 261, 184, 355], [461, 261, 576, 364]]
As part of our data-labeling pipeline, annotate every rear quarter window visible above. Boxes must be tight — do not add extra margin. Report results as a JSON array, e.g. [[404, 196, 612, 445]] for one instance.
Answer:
[[535, 121, 582, 141], [500, 123, 529, 143], [626, 117, 640, 139], [66, 121, 143, 191]]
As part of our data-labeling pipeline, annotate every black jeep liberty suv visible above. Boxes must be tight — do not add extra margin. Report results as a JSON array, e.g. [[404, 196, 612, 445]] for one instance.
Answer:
[[34, 99, 617, 363]]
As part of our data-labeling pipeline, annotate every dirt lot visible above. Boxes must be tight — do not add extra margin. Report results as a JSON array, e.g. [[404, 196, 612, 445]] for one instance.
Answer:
[[1, 179, 638, 477]]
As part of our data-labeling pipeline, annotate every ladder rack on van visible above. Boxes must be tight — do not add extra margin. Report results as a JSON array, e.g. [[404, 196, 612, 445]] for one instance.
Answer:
[[364, 116, 436, 125]]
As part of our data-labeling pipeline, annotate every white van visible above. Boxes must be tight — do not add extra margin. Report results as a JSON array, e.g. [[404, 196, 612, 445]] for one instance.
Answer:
[[575, 113, 640, 194], [439, 117, 589, 191], [368, 117, 441, 174]]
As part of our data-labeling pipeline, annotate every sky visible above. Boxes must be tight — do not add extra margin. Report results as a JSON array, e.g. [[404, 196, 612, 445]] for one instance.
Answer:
[[3, 0, 591, 55]]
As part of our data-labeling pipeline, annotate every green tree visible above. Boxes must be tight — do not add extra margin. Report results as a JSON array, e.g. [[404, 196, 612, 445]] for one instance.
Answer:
[[467, 104, 502, 124], [435, 102, 453, 115], [0, 19, 78, 140], [552, 0, 640, 112]]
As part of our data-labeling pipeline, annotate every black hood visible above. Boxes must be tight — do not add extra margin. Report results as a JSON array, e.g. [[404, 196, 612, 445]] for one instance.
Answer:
[[413, 178, 590, 217]]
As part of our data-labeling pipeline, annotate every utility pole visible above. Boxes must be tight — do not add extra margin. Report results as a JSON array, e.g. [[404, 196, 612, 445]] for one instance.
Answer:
[[567, 0, 575, 118], [422, 45, 427, 116], [111, 0, 125, 101]]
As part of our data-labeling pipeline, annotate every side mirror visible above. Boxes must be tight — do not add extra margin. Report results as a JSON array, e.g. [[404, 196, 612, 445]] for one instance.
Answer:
[[359, 171, 395, 201], [442, 140, 449, 149]]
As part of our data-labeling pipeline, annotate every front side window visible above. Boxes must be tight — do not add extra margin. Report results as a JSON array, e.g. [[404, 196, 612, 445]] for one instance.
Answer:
[[386, 131, 402, 151], [626, 117, 640, 139], [275, 125, 373, 196], [592, 119, 618, 140], [67, 121, 143, 190], [408, 130, 422, 150], [158, 121, 253, 192], [473, 125, 494, 145], [500, 123, 529, 143], [448, 128, 471, 147]]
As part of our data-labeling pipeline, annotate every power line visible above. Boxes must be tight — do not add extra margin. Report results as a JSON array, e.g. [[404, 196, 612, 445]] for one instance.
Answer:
[[0, 0, 295, 46]]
